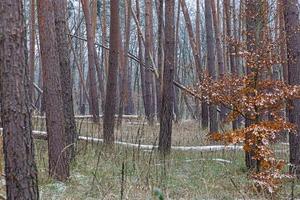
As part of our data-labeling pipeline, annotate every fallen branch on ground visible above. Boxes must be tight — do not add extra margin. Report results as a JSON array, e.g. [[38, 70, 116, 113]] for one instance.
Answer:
[[11, 129, 243, 152], [0, 128, 243, 152], [154, 158, 232, 166], [32, 115, 140, 120]]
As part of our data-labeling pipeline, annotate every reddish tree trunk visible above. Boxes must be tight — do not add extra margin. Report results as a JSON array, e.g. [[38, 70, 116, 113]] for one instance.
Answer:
[[37, 0, 70, 181], [205, 0, 218, 134], [159, 0, 175, 154], [81, 0, 100, 122], [144, 0, 155, 124], [0, 0, 39, 198], [156, 0, 164, 120], [211, 0, 227, 121], [118, 0, 133, 125], [53, 0, 77, 161], [124, 0, 134, 115], [103, 0, 120, 144]]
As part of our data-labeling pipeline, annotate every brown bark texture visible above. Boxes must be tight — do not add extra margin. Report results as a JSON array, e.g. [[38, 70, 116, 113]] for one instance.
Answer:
[[0, 0, 39, 198], [103, 0, 120, 144], [37, 0, 70, 180], [205, 0, 218, 134], [283, 0, 300, 177], [53, 0, 77, 161], [81, 0, 100, 122], [159, 0, 175, 153]]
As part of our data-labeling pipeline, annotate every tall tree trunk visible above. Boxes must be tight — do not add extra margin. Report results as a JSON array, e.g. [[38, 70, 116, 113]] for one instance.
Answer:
[[103, 0, 120, 144], [180, 0, 208, 128], [205, 0, 218, 134], [180, 0, 202, 79], [211, 0, 226, 121], [117, 23, 125, 126], [159, 0, 175, 154], [211, 0, 225, 77], [91, 0, 106, 115], [94, 46, 105, 113], [224, 0, 239, 130], [283, 0, 300, 178], [0, 0, 39, 198], [144, 0, 155, 124], [124, 0, 134, 115], [224, 0, 236, 75], [244, 0, 266, 170], [118, 0, 133, 126], [194, 0, 201, 121], [173, 0, 181, 121], [101, 0, 109, 80], [81, 0, 100, 122], [278, 0, 288, 83], [92, 0, 106, 114], [53, 0, 77, 161], [29, 0, 36, 103], [135, 0, 146, 119], [156, 0, 164, 120], [37, 0, 70, 181]]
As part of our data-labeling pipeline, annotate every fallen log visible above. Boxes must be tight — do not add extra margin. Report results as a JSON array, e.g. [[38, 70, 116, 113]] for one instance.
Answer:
[[0, 128, 243, 152], [32, 115, 140, 120], [154, 158, 233, 166]]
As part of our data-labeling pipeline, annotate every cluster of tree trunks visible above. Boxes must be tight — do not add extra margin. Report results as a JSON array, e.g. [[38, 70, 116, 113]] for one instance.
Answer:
[[2, 0, 300, 197], [37, 0, 73, 181]]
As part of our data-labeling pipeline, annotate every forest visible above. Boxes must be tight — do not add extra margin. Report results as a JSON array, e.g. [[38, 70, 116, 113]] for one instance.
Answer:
[[1, 0, 300, 199]]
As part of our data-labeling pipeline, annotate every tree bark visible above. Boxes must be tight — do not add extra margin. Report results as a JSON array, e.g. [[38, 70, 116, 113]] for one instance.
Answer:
[[159, 0, 175, 154], [278, 0, 288, 83], [144, 0, 155, 124], [101, 0, 109, 80], [180, 0, 208, 128], [29, 0, 36, 103], [124, 0, 134, 115], [283, 0, 300, 177], [156, 0, 164, 120], [224, 0, 240, 130], [173, 0, 181, 121], [0, 0, 39, 198], [244, 0, 267, 170], [37, 0, 70, 181], [81, 0, 100, 122], [118, 0, 133, 126], [103, 0, 120, 144], [53, 0, 77, 161], [135, 0, 146, 119], [180, 0, 202, 79], [211, 0, 227, 121], [224, 0, 237, 75], [211, 0, 225, 77], [205, 0, 218, 134]]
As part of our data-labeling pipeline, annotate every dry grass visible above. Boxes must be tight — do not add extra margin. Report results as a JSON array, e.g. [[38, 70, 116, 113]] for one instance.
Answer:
[[35, 140, 299, 200], [0, 118, 296, 199], [33, 117, 208, 146]]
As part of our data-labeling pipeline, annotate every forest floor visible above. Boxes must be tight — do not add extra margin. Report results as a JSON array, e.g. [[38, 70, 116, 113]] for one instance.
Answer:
[[0, 119, 298, 199]]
